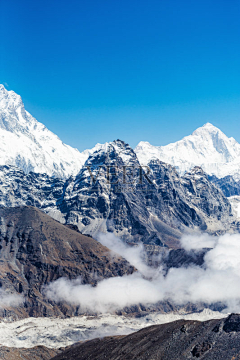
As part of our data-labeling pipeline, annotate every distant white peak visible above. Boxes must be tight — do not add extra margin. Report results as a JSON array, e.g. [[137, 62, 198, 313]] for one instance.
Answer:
[[136, 141, 151, 146], [229, 137, 238, 145], [87, 142, 110, 155], [203, 122, 217, 129], [192, 123, 225, 136], [88, 140, 132, 157], [135, 122, 240, 179], [0, 84, 22, 107]]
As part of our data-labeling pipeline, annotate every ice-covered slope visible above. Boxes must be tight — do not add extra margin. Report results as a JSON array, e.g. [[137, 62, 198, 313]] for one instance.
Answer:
[[0, 84, 98, 178], [135, 123, 240, 179], [0, 310, 226, 349]]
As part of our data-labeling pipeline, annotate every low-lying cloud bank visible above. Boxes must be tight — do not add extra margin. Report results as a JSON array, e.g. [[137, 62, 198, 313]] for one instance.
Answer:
[[45, 232, 240, 313]]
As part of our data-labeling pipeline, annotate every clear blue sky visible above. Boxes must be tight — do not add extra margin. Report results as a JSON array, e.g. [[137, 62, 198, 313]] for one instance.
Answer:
[[1, 0, 240, 151]]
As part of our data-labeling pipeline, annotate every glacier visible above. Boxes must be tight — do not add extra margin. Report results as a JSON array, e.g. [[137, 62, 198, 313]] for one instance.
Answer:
[[0, 310, 227, 349]]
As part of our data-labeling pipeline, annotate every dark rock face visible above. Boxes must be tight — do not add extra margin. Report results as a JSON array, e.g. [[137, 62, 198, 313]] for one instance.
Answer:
[[223, 313, 240, 333], [0, 141, 236, 249], [55, 142, 235, 248], [51, 314, 240, 360], [0, 206, 134, 318], [209, 174, 240, 197], [191, 341, 212, 358], [58, 141, 169, 246], [182, 167, 232, 222], [0, 165, 64, 209], [164, 247, 208, 270]]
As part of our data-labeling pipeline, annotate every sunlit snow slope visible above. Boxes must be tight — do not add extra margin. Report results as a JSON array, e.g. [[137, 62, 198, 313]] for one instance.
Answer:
[[135, 123, 240, 179], [0, 84, 94, 178]]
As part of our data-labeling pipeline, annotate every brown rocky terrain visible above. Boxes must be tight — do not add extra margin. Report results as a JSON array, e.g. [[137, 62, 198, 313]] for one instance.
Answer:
[[51, 313, 240, 360], [0, 345, 61, 360], [0, 206, 134, 318]]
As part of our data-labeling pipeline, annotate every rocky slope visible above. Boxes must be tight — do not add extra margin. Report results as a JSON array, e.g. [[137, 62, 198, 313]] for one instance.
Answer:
[[0, 346, 60, 360], [135, 122, 240, 179], [0, 206, 134, 318], [0, 165, 64, 212], [0, 84, 238, 246], [0, 141, 236, 248], [54, 141, 236, 247], [51, 313, 240, 360], [209, 174, 240, 197]]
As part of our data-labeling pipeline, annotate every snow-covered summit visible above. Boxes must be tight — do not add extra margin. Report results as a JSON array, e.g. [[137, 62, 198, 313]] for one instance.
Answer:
[[0, 84, 94, 178], [2, 85, 239, 181], [135, 123, 240, 179]]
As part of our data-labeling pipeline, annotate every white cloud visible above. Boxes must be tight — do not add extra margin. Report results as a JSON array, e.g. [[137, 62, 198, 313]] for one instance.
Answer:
[[0, 289, 23, 308], [180, 232, 217, 251], [96, 232, 163, 278], [45, 232, 240, 314]]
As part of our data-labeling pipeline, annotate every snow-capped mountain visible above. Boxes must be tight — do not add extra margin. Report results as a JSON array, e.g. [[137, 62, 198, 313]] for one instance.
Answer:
[[51, 140, 236, 245], [2, 84, 239, 182], [0, 84, 96, 178], [0, 141, 236, 247], [135, 123, 240, 179]]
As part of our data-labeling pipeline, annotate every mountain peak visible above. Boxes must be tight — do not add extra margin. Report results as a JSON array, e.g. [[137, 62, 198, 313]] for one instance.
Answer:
[[203, 122, 215, 128], [192, 122, 224, 136], [0, 85, 92, 178], [135, 123, 240, 179]]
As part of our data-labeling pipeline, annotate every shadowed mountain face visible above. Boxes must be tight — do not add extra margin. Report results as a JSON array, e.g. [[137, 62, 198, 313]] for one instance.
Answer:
[[209, 174, 240, 197], [55, 143, 235, 247], [0, 206, 134, 318], [0, 141, 237, 248], [0, 88, 239, 247], [52, 314, 240, 360]]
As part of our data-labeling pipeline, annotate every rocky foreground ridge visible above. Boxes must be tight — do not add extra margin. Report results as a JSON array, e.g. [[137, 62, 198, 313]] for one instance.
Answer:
[[0, 206, 134, 318], [1, 313, 240, 359], [52, 313, 240, 360]]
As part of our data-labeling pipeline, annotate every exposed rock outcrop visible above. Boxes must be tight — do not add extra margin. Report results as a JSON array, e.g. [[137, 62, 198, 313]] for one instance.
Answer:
[[0, 206, 134, 318], [51, 313, 240, 360]]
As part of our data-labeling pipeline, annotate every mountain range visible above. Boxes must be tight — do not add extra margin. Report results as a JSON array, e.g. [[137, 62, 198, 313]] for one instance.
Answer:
[[1, 84, 240, 181], [135, 122, 240, 180], [0, 144, 236, 249], [1, 85, 240, 358], [0, 85, 240, 248]]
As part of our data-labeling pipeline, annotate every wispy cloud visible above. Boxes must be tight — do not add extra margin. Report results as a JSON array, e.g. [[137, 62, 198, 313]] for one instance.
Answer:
[[44, 232, 240, 313], [0, 289, 23, 308]]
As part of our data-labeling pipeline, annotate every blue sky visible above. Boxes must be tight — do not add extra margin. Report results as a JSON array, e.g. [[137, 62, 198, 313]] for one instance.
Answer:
[[1, 0, 240, 151]]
